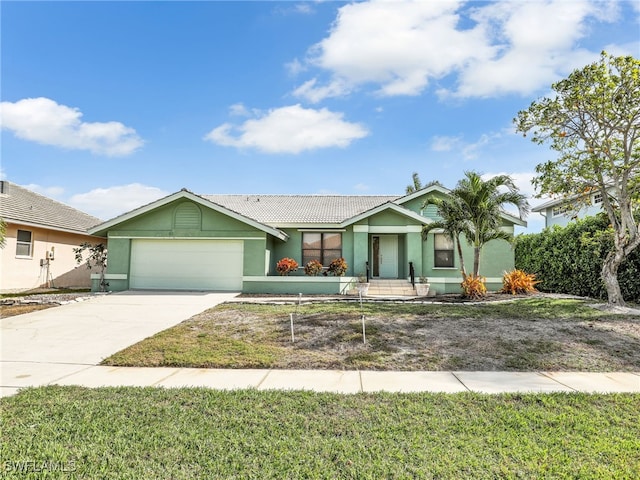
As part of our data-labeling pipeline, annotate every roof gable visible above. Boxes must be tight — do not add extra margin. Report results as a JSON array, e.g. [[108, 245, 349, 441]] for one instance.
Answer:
[[341, 202, 431, 227], [0, 181, 102, 234], [88, 189, 288, 240]]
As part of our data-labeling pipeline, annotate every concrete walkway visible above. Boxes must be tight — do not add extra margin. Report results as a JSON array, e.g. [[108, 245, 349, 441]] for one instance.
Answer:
[[2, 365, 639, 397]]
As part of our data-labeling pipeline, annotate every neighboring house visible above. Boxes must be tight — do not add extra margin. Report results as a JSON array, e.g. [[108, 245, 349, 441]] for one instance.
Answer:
[[89, 185, 525, 295], [0, 181, 104, 292], [532, 189, 610, 228]]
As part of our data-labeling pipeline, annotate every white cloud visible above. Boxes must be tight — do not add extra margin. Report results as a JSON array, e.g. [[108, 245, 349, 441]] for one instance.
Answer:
[[0, 97, 144, 156], [461, 132, 502, 160], [353, 183, 370, 192], [482, 171, 537, 198], [430, 132, 501, 160], [431, 135, 463, 152], [482, 171, 539, 222], [229, 103, 250, 117], [295, 0, 491, 101], [21, 183, 65, 199], [286, 58, 307, 76], [293, 3, 314, 15], [204, 104, 369, 154], [69, 183, 169, 220], [292, 78, 351, 104], [293, 0, 626, 101]]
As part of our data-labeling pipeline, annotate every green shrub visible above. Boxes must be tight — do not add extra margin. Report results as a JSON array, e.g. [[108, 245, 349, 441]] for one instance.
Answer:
[[515, 213, 640, 302]]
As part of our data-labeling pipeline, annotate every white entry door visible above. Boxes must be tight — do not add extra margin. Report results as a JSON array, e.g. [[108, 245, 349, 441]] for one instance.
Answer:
[[374, 235, 398, 278]]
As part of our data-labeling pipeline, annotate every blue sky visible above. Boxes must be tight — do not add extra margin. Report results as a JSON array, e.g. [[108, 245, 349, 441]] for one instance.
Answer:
[[2, 1, 639, 232]]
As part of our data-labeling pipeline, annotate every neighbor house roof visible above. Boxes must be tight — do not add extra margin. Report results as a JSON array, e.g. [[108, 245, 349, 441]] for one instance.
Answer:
[[202, 194, 400, 225], [0, 181, 102, 234]]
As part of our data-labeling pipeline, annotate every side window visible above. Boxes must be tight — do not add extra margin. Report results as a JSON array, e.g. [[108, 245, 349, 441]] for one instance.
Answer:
[[16, 229, 33, 257], [434, 233, 454, 268]]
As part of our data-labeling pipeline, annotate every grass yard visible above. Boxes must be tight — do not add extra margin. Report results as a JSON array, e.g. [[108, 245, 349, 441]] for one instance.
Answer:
[[104, 297, 640, 371], [1, 387, 639, 479]]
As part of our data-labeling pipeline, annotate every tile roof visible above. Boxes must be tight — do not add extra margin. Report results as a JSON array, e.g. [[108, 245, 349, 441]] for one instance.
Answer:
[[202, 194, 400, 224], [0, 181, 102, 233]]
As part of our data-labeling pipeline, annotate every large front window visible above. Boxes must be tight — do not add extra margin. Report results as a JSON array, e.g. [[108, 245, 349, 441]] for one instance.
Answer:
[[434, 233, 454, 268], [302, 232, 342, 267]]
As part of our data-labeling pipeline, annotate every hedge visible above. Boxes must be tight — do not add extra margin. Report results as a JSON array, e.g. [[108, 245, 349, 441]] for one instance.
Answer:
[[515, 213, 640, 302]]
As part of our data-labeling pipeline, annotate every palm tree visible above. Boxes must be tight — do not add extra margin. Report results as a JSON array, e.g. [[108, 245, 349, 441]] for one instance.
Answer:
[[406, 173, 444, 194], [405, 172, 423, 194], [453, 171, 529, 277], [421, 195, 469, 278]]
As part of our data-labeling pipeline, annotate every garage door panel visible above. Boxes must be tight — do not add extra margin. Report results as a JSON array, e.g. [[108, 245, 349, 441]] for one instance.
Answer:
[[130, 240, 243, 291]]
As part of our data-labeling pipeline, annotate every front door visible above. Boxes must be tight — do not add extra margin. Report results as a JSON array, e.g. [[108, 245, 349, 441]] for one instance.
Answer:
[[372, 235, 398, 278]]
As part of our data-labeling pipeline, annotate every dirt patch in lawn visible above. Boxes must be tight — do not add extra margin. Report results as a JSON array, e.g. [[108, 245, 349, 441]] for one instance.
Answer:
[[0, 304, 58, 318], [105, 296, 640, 371]]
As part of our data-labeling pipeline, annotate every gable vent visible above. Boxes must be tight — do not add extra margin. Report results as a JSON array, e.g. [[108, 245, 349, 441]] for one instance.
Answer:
[[174, 202, 201, 229], [422, 204, 439, 218]]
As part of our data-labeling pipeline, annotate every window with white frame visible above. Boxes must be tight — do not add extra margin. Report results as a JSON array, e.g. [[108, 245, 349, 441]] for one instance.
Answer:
[[434, 233, 454, 268], [302, 232, 342, 267], [551, 204, 572, 217], [16, 229, 33, 257], [593, 192, 603, 204]]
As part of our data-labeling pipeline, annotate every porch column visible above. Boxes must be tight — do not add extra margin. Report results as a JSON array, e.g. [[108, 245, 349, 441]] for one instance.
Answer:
[[352, 225, 369, 277], [406, 226, 423, 278]]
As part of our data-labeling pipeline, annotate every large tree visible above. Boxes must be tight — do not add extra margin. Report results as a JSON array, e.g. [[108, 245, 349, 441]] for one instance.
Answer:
[[515, 52, 640, 307]]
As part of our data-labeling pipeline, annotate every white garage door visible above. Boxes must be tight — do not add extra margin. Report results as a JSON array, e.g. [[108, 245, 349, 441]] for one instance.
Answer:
[[129, 239, 243, 291]]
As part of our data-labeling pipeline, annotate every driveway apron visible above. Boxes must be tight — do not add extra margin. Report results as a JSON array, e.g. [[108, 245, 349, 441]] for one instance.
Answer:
[[1, 291, 237, 391]]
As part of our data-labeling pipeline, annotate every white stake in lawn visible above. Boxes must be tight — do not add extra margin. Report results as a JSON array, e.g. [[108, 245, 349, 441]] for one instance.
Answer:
[[290, 313, 295, 343]]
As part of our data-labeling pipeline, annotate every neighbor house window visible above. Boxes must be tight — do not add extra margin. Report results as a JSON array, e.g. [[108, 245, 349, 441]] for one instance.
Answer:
[[434, 233, 454, 268], [593, 192, 603, 204], [302, 232, 342, 267], [552, 204, 572, 217], [16, 230, 32, 257]]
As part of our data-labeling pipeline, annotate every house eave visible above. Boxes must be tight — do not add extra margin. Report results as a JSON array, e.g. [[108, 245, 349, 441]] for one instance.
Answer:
[[4, 218, 105, 237]]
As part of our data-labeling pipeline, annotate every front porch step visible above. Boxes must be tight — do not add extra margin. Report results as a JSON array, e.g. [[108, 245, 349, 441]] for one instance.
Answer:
[[366, 279, 416, 297]]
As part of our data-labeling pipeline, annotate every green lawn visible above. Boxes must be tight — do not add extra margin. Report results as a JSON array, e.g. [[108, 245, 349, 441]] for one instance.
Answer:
[[104, 298, 640, 371], [1, 387, 639, 479]]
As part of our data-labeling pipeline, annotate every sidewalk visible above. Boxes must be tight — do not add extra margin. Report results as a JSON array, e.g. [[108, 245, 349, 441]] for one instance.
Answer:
[[2, 364, 638, 397]]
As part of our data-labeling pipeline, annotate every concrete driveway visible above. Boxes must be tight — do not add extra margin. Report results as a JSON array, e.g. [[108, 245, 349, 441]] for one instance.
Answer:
[[1, 291, 237, 395]]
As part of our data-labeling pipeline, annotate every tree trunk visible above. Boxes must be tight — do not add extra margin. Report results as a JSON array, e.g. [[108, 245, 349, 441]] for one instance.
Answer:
[[473, 246, 480, 277], [601, 252, 625, 307], [455, 236, 467, 279]]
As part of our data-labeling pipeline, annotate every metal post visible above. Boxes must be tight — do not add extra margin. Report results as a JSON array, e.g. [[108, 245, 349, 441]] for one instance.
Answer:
[[361, 314, 366, 344]]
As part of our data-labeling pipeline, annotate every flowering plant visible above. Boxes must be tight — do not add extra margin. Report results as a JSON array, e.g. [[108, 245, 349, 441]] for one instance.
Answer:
[[304, 259, 323, 276], [276, 257, 299, 276], [327, 257, 348, 276]]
